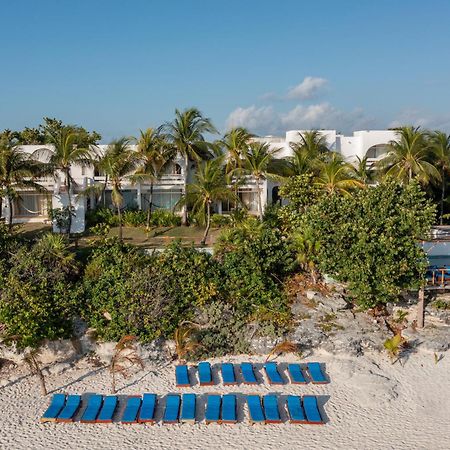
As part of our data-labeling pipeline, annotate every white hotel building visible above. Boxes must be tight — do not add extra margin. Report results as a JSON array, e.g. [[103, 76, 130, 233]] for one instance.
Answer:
[[0, 129, 397, 233]]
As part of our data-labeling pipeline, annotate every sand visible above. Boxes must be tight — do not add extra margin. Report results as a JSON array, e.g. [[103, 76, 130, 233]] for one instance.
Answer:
[[0, 351, 449, 450]]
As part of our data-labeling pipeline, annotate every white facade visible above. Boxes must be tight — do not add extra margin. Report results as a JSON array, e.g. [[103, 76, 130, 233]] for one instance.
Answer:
[[1, 129, 398, 231]]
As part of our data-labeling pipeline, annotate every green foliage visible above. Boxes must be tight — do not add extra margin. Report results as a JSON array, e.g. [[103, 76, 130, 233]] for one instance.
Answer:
[[303, 181, 435, 308], [149, 209, 181, 227], [210, 213, 231, 227], [278, 174, 323, 231], [0, 234, 78, 348], [86, 207, 119, 227], [123, 209, 147, 227], [48, 206, 74, 233]]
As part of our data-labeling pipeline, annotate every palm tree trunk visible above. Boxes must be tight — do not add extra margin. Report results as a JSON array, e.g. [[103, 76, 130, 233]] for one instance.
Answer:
[[146, 182, 154, 229], [417, 287, 425, 328], [65, 169, 72, 237], [255, 177, 263, 220], [201, 202, 211, 245], [111, 368, 116, 394], [0, 196, 3, 222], [7, 195, 13, 229], [36, 364, 47, 396], [440, 168, 445, 225], [182, 155, 189, 226], [117, 205, 122, 241]]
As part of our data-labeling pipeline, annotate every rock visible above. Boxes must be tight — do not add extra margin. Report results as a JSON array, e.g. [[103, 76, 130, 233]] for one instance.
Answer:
[[95, 342, 117, 365], [305, 290, 319, 301], [39, 340, 77, 365], [48, 362, 71, 375], [317, 294, 348, 313], [249, 336, 277, 355]]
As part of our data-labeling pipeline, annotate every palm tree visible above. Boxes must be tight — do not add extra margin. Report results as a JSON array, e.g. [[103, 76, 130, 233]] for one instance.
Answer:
[[34, 127, 94, 236], [164, 108, 217, 225], [181, 157, 237, 245], [428, 131, 450, 224], [99, 138, 139, 240], [133, 128, 175, 228], [315, 152, 364, 195], [378, 126, 439, 185], [243, 142, 280, 220], [354, 155, 375, 185], [0, 136, 45, 227]]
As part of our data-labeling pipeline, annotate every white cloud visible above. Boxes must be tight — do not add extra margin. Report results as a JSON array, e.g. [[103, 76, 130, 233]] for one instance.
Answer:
[[390, 109, 450, 131], [226, 105, 280, 134], [226, 102, 377, 135], [286, 76, 328, 100]]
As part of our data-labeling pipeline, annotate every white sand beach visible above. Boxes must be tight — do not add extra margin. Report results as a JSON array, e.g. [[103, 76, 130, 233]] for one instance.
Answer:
[[0, 351, 449, 450]]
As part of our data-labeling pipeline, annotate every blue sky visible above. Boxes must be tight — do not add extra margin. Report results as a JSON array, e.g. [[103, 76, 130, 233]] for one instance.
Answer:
[[1, 0, 449, 141]]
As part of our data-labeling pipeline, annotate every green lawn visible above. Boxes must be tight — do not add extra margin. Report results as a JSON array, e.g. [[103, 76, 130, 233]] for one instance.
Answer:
[[17, 222, 221, 248]]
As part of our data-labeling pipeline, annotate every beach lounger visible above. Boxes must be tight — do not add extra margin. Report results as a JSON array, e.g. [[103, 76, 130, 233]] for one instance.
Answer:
[[96, 396, 118, 423], [286, 395, 307, 424], [205, 394, 221, 424], [175, 365, 190, 387], [56, 394, 81, 422], [287, 363, 307, 384], [138, 393, 157, 423], [180, 393, 196, 423], [221, 363, 237, 386], [198, 361, 214, 386], [263, 395, 282, 424], [163, 394, 181, 424], [307, 362, 328, 384], [246, 395, 265, 424], [263, 362, 284, 385], [303, 396, 324, 424], [221, 394, 237, 424], [81, 394, 103, 423], [41, 393, 66, 422], [121, 396, 142, 424], [240, 363, 257, 385]]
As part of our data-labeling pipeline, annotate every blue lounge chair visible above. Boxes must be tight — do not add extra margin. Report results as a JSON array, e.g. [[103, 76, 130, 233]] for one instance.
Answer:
[[175, 365, 190, 388], [138, 393, 157, 423], [307, 362, 328, 384], [205, 394, 221, 424], [96, 396, 118, 423], [81, 394, 103, 423], [41, 393, 66, 422], [221, 394, 237, 424], [286, 395, 307, 424], [163, 394, 181, 423], [288, 363, 307, 384], [121, 396, 142, 424], [56, 394, 81, 422], [246, 395, 265, 424], [221, 363, 237, 386], [303, 396, 324, 424], [198, 362, 214, 386], [240, 363, 257, 385], [263, 395, 281, 423], [180, 393, 196, 423], [263, 362, 284, 385]]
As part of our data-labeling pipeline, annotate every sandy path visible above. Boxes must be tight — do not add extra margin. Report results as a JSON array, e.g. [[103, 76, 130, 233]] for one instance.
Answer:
[[0, 352, 449, 450]]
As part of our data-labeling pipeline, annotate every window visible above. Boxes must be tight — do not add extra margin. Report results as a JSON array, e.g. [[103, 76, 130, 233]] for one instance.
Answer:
[[102, 190, 138, 209], [239, 190, 259, 212], [143, 189, 182, 211], [366, 144, 388, 159], [14, 193, 48, 217]]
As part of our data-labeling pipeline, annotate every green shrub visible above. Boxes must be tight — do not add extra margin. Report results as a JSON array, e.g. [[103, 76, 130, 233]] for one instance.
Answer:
[[86, 207, 119, 227], [0, 234, 79, 347], [210, 214, 231, 227], [123, 209, 147, 227], [303, 181, 435, 308], [149, 209, 181, 227]]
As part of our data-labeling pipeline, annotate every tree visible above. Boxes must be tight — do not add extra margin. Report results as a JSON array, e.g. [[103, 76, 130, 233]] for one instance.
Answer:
[[314, 152, 363, 195], [243, 142, 280, 220], [98, 138, 139, 240], [133, 128, 174, 228], [354, 155, 375, 185], [180, 158, 238, 245], [0, 135, 46, 227], [221, 127, 253, 204], [303, 181, 436, 308], [428, 130, 450, 224], [34, 126, 95, 236], [378, 126, 439, 185], [164, 108, 217, 225]]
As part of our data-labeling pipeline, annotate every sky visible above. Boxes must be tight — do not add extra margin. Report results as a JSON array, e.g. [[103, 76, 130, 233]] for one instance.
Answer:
[[1, 0, 450, 142]]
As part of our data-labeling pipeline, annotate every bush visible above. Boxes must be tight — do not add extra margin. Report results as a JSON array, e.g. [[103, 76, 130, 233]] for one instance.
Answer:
[[303, 181, 435, 308], [210, 214, 231, 227], [86, 207, 119, 227], [123, 209, 147, 227], [149, 209, 181, 227], [0, 234, 79, 347]]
